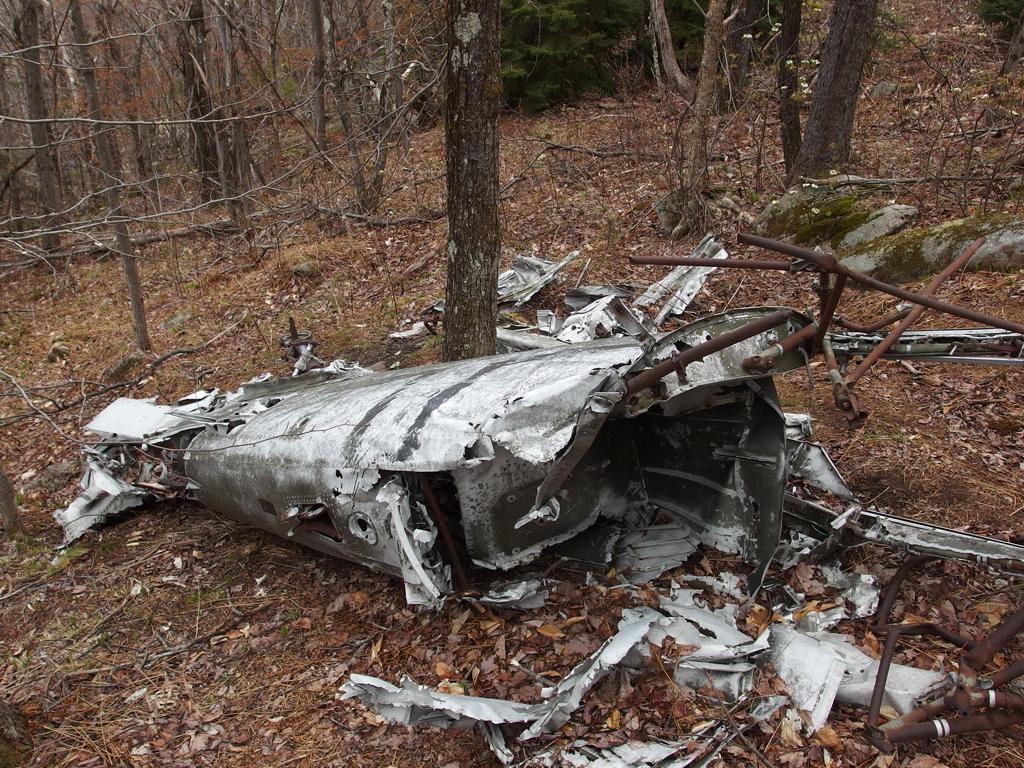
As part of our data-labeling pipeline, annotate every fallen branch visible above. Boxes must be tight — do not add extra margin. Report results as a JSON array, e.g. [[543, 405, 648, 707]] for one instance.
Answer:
[[0, 218, 238, 270]]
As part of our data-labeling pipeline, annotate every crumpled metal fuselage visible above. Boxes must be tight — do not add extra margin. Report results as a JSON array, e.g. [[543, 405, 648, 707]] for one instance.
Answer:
[[59, 308, 814, 605]]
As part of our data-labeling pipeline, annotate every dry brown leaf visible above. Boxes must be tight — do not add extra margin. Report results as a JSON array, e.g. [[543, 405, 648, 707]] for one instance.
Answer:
[[813, 724, 843, 751], [435, 661, 455, 678], [604, 708, 620, 729], [537, 624, 565, 639]]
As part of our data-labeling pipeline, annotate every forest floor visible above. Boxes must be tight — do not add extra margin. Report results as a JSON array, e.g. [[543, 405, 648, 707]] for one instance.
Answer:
[[2, 0, 1024, 766]]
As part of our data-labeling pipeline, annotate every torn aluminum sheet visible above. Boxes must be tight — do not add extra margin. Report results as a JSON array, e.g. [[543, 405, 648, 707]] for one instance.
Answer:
[[564, 284, 636, 312], [390, 320, 429, 339], [54, 451, 149, 545], [811, 631, 945, 715], [496, 326, 569, 353], [536, 310, 563, 335], [633, 235, 727, 325], [640, 590, 769, 663], [769, 624, 847, 732], [795, 606, 846, 633], [548, 695, 787, 768], [497, 251, 581, 306], [520, 609, 659, 739], [555, 297, 654, 345], [476, 578, 549, 611], [677, 572, 745, 600], [827, 327, 1024, 367], [613, 523, 698, 584], [674, 659, 756, 703], [85, 398, 184, 442], [769, 625, 946, 732], [821, 564, 880, 619], [341, 608, 658, 743]]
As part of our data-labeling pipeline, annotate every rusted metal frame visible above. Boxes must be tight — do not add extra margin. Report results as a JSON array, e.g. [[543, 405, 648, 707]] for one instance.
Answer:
[[421, 476, 470, 591], [625, 309, 794, 395], [737, 233, 1024, 336], [882, 708, 1024, 746], [627, 255, 800, 270], [742, 321, 818, 372], [845, 238, 986, 386], [833, 307, 913, 333], [866, 555, 1024, 751], [821, 337, 866, 421]]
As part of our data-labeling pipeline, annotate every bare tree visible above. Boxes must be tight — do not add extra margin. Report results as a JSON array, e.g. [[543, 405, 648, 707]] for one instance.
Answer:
[[669, 0, 727, 236], [792, 0, 879, 178], [777, 0, 802, 178], [442, 0, 501, 361], [649, 0, 694, 99], [14, 0, 62, 250], [0, 463, 27, 541], [179, 0, 221, 200], [68, 0, 151, 351], [309, 0, 327, 152]]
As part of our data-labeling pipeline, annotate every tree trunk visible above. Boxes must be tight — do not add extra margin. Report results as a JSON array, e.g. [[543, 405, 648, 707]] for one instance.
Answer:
[[442, 0, 501, 362], [649, 0, 694, 100], [309, 0, 327, 152], [792, 0, 878, 179], [97, 4, 159, 207], [69, 0, 151, 351], [0, 699, 30, 763], [15, 0, 62, 251], [0, 464, 27, 541], [777, 0, 802, 179], [213, 5, 251, 225], [0, 59, 25, 224], [999, 5, 1024, 75], [671, 0, 727, 236], [723, 0, 759, 104], [180, 0, 221, 200]]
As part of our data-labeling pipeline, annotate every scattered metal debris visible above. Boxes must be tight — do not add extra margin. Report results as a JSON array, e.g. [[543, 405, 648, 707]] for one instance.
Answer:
[[498, 252, 582, 306], [55, 230, 1024, 761], [475, 578, 550, 611], [633, 234, 727, 325]]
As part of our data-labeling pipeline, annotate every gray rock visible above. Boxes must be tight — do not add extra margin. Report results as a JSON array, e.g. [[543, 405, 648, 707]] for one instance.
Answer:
[[836, 204, 918, 250], [291, 261, 315, 276], [159, 310, 192, 331], [840, 214, 1024, 282], [46, 342, 70, 362], [23, 459, 79, 494], [869, 81, 901, 99]]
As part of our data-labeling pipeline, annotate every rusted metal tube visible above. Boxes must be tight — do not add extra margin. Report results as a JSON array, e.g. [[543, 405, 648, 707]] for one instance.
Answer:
[[742, 321, 818, 371], [421, 477, 470, 592], [822, 337, 866, 421], [627, 255, 796, 270], [882, 709, 1024, 745], [872, 555, 935, 633], [625, 309, 794, 395], [846, 238, 986, 385], [815, 274, 848, 352], [964, 603, 1024, 669], [737, 233, 1024, 335], [990, 659, 1024, 689], [834, 307, 912, 333]]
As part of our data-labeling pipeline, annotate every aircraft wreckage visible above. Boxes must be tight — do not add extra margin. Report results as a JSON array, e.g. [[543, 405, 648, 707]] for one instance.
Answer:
[[57, 233, 1024, 758]]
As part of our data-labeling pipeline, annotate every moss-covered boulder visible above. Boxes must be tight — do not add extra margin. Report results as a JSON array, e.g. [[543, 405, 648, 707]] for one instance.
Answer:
[[839, 214, 1024, 282], [753, 180, 917, 250]]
